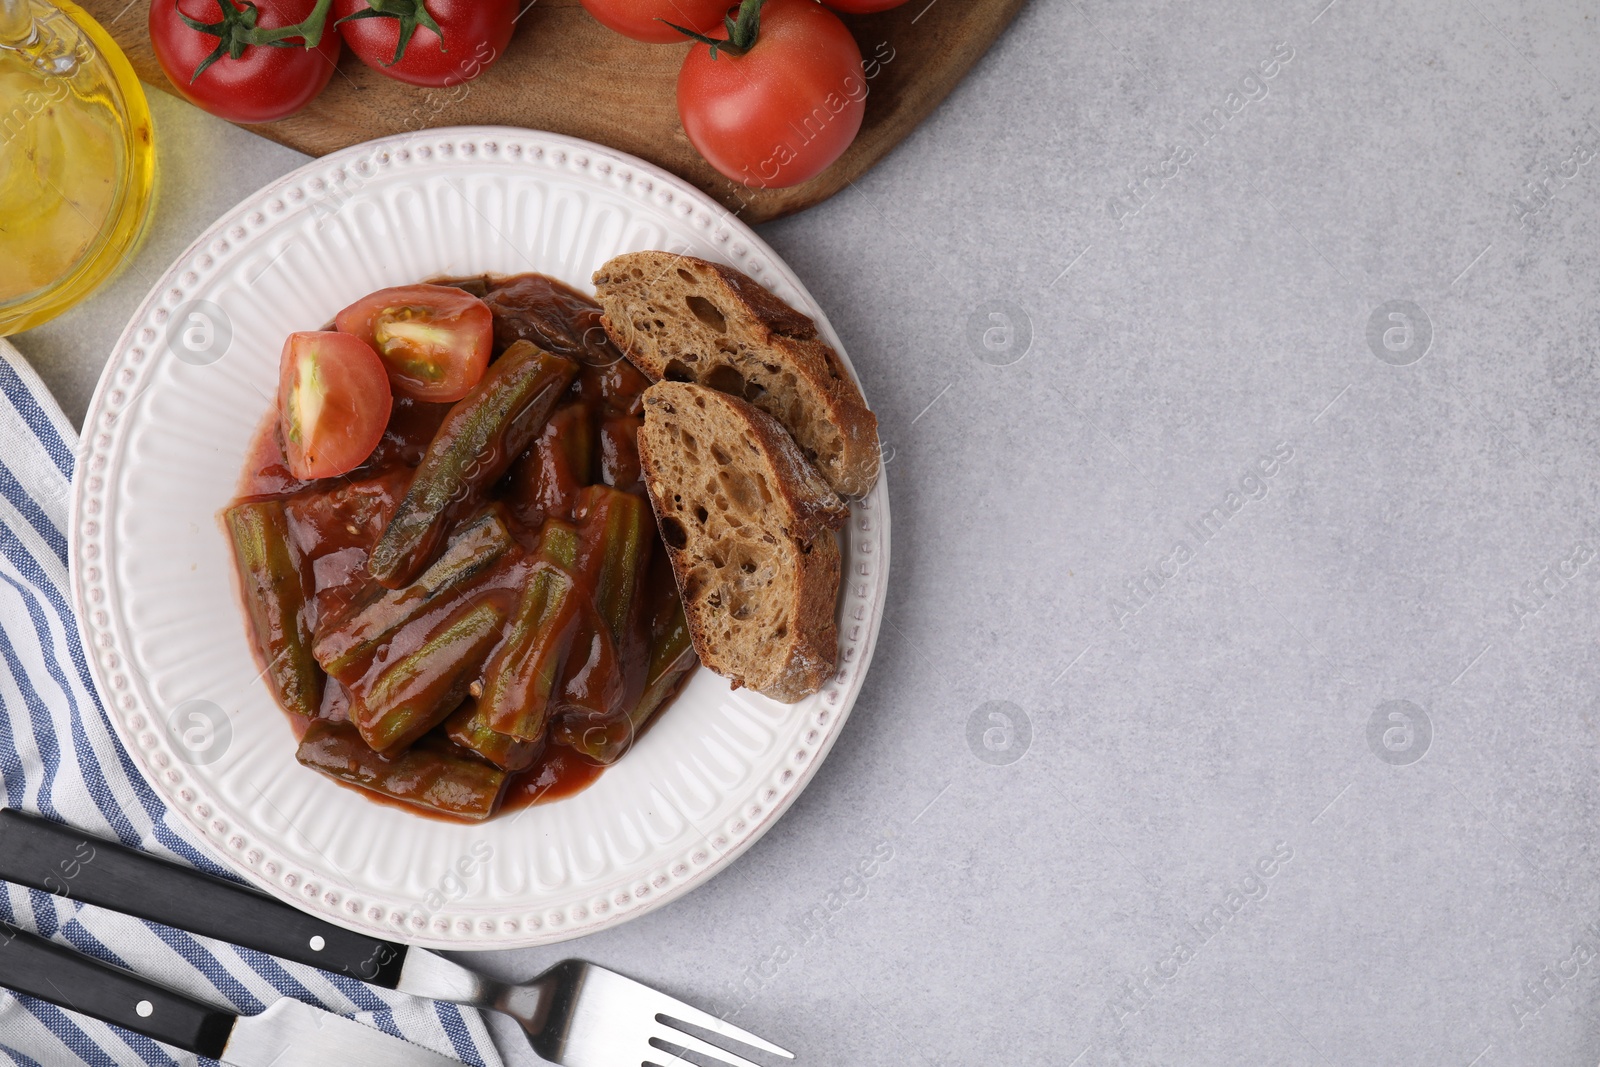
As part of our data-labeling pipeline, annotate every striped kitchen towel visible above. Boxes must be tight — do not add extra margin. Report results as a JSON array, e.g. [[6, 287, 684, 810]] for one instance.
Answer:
[[0, 340, 504, 1067]]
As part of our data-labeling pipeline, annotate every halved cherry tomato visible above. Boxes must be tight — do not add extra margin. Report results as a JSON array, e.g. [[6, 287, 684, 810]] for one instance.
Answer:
[[580, 0, 730, 44], [335, 284, 493, 402], [278, 331, 393, 480]]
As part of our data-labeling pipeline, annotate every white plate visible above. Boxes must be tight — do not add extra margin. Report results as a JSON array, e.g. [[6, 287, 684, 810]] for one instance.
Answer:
[[69, 128, 889, 950]]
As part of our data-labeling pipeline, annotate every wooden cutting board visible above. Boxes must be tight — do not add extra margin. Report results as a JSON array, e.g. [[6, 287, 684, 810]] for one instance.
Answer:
[[80, 0, 1026, 223]]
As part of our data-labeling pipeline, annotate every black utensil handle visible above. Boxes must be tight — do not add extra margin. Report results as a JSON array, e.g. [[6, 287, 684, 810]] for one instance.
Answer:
[[0, 809, 408, 988], [0, 921, 236, 1057]]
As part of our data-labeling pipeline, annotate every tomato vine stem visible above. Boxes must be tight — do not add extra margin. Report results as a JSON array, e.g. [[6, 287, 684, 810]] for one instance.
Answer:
[[664, 0, 768, 58], [178, 0, 335, 80], [335, 0, 446, 66]]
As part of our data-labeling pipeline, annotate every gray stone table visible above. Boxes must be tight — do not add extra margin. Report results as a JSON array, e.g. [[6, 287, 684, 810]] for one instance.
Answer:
[[14, 0, 1600, 1063]]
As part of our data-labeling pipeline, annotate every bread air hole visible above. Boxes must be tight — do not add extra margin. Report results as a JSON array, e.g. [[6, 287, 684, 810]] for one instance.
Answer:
[[694, 505, 708, 525], [717, 469, 755, 511], [660, 516, 688, 549], [705, 362, 767, 404], [705, 364, 746, 397], [686, 295, 727, 333], [663, 360, 694, 382], [711, 444, 731, 466], [677, 268, 696, 283]]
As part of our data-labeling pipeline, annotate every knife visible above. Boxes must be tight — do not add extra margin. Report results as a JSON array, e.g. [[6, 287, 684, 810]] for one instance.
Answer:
[[0, 920, 465, 1067], [0, 807, 458, 992]]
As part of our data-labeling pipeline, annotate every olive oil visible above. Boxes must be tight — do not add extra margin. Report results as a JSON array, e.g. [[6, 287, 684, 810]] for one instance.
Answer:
[[0, 0, 154, 335]]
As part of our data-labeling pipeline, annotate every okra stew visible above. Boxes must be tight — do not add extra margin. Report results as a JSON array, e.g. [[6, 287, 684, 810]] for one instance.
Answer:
[[224, 273, 697, 821]]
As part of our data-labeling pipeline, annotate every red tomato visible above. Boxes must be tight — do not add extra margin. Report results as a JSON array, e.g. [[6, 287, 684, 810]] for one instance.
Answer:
[[820, 0, 910, 9], [332, 0, 515, 87], [334, 285, 493, 402], [677, 0, 865, 189], [149, 0, 341, 124], [580, 0, 730, 44], [278, 332, 393, 480]]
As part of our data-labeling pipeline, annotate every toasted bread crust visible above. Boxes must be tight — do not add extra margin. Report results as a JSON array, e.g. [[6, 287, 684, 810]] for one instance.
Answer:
[[637, 381, 845, 703], [594, 252, 880, 498]]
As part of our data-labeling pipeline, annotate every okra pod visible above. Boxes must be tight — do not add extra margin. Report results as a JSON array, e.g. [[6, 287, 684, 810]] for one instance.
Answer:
[[296, 720, 507, 820], [549, 604, 629, 750], [225, 499, 323, 718], [632, 594, 696, 730], [479, 530, 584, 741], [369, 341, 578, 588], [313, 503, 516, 681], [574, 486, 654, 650], [568, 567, 696, 765], [544, 489, 654, 738], [483, 273, 616, 365], [598, 413, 643, 492], [353, 597, 509, 754], [539, 518, 580, 572], [443, 701, 542, 772], [576, 353, 651, 415], [507, 402, 595, 527], [282, 467, 410, 559]]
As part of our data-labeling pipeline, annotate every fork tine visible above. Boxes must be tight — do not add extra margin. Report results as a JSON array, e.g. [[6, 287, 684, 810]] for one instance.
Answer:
[[650, 1025, 770, 1067], [651, 1000, 794, 1059], [572, 962, 795, 1061]]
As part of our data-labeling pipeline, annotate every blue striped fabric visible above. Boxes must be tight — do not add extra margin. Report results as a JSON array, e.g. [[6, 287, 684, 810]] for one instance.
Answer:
[[0, 343, 503, 1067]]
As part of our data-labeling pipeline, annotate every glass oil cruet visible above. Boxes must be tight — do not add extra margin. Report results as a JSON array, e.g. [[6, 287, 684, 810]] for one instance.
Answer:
[[0, 0, 155, 335]]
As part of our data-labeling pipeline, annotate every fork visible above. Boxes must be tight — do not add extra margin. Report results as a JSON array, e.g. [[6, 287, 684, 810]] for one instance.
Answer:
[[0, 808, 793, 1067]]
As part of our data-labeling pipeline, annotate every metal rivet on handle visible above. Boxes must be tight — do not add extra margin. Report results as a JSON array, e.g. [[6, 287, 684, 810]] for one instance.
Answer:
[[309, 936, 325, 951], [135, 1001, 153, 1018]]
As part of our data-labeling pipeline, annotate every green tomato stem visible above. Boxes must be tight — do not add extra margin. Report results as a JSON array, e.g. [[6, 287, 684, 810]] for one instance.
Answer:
[[665, 0, 767, 59], [334, 0, 445, 65], [177, 0, 336, 82]]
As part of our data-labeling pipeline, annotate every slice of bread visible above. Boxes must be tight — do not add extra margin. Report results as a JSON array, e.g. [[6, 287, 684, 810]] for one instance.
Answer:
[[637, 381, 847, 703], [594, 252, 880, 499]]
